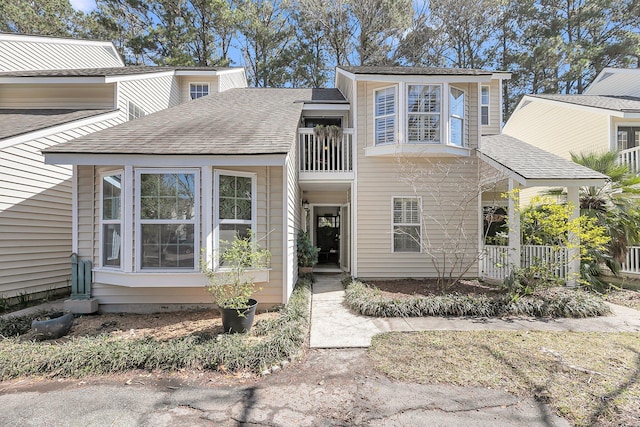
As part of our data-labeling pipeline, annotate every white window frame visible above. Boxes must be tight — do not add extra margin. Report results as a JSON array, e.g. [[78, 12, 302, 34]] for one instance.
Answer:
[[127, 100, 146, 121], [214, 169, 258, 270], [99, 170, 124, 270], [406, 84, 442, 144], [481, 85, 490, 126], [449, 86, 466, 147], [391, 196, 422, 253], [616, 125, 640, 151], [189, 82, 210, 100], [135, 168, 200, 272], [374, 85, 397, 145]]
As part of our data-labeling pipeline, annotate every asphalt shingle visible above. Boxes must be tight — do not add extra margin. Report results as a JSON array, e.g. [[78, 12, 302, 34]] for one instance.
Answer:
[[480, 134, 608, 181], [529, 94, 640, 113], [0, 109, 115, 141], [339, 66, 497, 76], [0, 65, 238, 78], [44, 88, 320, 155]]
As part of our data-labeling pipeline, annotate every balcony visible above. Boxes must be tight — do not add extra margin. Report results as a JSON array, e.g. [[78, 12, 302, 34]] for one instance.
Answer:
[[299, 128, 354, 181], [618, 146, 640, 173]]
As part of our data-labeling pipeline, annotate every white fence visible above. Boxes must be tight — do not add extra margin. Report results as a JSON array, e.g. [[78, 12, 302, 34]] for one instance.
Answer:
[[482, 245, 569, 281], [622, 246, 640, 274], [618, 147, 640, 174], [299, 128, 354, 173]]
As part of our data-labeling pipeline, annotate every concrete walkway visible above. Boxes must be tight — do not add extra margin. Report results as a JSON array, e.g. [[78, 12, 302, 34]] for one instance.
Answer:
[[310, 273, 640, 348]]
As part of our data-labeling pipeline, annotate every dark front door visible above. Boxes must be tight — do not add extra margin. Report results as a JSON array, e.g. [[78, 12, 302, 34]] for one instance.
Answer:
[[316, 213, 340, 265]]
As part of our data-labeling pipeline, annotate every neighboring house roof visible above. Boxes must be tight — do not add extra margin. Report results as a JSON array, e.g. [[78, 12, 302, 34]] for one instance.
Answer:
[[338, 66, 496, 76], [528, 94, 640, 113], [479, 134, 608, 186], [0, 65, 240, 78], [45, 88, 331, 156], [0, 33, 123, 71], [0, 109, 116, 141], [584, 67, 640, 97]]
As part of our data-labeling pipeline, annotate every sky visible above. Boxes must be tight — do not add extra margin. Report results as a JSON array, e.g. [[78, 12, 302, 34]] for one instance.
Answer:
[[70, 0, 96, 13]]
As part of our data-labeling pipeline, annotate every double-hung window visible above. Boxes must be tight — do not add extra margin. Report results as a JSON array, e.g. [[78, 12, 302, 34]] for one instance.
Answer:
[[481, 86, 490, 126], [138, 171, 198, 270], [449, 87, 465, 147], [101, 172, 122, 268], [617, 127, 640, 151], [215, 171, 256, 264], [190, 83, 209, 100], [407, 85, 441, 143], [392, 197, 421, 253], [374, 87, 396, 145]]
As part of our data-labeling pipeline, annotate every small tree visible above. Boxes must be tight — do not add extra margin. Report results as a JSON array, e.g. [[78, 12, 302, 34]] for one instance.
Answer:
[[201, 232, 270, 310]]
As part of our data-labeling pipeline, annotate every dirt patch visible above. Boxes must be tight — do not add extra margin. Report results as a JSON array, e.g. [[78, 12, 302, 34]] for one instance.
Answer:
[[22, 309, 279, 342], [604, 288, 640, 311], [367, 278, 505, 299]]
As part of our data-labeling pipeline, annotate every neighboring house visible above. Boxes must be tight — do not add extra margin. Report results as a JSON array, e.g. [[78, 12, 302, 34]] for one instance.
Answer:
[[503, 67, 640, 173], [0, 33, 246, 302], [43, 66, 606, 312]]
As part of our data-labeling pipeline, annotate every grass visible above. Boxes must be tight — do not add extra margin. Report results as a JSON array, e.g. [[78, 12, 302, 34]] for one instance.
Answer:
[[0, 279, 310, 380], [369, 331, 640, 426], [344, 278, 611, 318]]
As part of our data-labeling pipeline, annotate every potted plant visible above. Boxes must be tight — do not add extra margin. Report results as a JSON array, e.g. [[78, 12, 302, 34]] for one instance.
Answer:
[[201, 233, 270, 333], [297, 229, 319, 274]]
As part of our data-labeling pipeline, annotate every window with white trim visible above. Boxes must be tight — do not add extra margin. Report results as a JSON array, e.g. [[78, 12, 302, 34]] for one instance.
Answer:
[[617, 126, 640, 151], [190, 83, 209, 100], [407, 85, 441, 143], [374, 86, 396, 145], [392, 197, 421, 252], [101, 172, 122, 268], [215, 171, 256, 265], [128, 101, 146, 121], [449, 87, 465, 147], [481, 85, 490, 126], [138, 171, 198, 269]]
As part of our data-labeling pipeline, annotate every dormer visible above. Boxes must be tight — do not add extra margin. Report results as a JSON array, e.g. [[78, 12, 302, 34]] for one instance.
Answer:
[[336, 66, 510, 157]]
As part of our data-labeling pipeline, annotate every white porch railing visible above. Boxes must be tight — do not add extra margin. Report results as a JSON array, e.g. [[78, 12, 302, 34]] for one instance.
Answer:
[[622, 246, 640, 274], [618, 146, 640, 173], [482, 245, 569, 281], [299, 128, 353, 173]]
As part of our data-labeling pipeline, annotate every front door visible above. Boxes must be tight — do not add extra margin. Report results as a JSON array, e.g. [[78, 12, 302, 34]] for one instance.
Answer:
[[316, 210, 340, 266]]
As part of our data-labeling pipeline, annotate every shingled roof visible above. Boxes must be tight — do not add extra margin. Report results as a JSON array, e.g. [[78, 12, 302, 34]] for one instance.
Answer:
[[44, 88, 330, 155], [0, 109, 115, 141], [479, 134, 608, 184], [338, 66, 498, 76], [528, 94, 640, 113], [0, 65, 237, 78]]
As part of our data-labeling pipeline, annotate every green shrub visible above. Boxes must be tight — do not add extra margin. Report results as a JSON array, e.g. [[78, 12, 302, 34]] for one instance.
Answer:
[[344, 278, 610, 318], [0, 280, 311, 380]]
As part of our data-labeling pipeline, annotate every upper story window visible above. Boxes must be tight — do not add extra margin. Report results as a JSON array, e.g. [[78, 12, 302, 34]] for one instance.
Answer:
[[138, 171, 198, 270], [481, 86, 490, 126], [407, 85, 441, 144], [190, 83, 209, 100], [449, 88, 465, 147], [617, 127, 640, 151], [101, 172, 122, 268], [128, 101, 146, 121], [374, 86, 396, 145]]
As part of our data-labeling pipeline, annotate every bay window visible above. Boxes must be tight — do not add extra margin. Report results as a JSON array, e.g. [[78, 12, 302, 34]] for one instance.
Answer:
[[407, 85, 441, 144], [138, 171, 198, 270], [393, 197, 421, 252], [374, 86, 396, 145], [101, 172, 122, 268], [449, 87, 465, 147]]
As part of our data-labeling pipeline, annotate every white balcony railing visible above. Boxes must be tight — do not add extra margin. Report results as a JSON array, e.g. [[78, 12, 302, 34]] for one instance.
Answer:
[[482, 245, 569, 281], [299, 128, 354, 175], [622, 246, 640, 274], [618, 146, 640, 173]]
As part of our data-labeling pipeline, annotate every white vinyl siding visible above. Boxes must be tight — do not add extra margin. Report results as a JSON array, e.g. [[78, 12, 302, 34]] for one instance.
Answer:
[[374, 86, 396, 145], [407, 84, 441, 144], [117, 75, 181, 122], [218, 70, 248, 92], [392, 197, 421, 252], [0, 84, 115, 109]]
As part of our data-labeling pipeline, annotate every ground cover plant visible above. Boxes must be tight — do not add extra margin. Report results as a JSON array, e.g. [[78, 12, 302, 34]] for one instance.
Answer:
[[344, 277, 610, 318], [369, 331, 640, 427], [0, 280, 310, 380]]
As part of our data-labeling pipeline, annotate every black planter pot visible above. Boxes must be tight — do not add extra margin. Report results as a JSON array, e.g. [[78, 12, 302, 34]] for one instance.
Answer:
[[31, 312, 74, 340], [219, 299, 258, 333]]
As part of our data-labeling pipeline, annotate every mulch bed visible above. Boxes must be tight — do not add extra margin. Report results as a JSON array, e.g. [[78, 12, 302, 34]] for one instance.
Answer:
[[368, 278, 505, 299]]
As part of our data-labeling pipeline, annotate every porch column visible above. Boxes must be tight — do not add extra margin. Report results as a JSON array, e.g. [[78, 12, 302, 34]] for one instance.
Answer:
[[507, 179, 521, 273], [567, 186, 580, 287]]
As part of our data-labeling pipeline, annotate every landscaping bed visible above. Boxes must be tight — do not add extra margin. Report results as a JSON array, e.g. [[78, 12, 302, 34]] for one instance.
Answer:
[[344, 278, 611, 318], [0, 279, 311, 380]]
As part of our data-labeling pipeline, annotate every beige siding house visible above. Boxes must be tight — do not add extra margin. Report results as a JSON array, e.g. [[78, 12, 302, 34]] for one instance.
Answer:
[[43, 66, 607, 312], [0, 33, 246, 302]]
